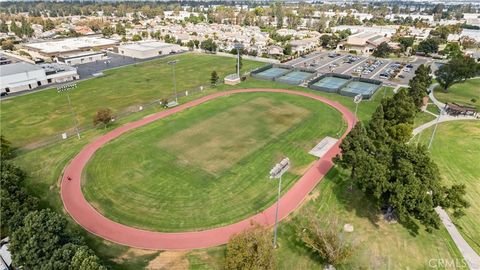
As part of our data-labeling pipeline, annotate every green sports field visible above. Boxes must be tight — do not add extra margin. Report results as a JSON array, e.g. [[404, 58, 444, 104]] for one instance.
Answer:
[[82, 92, 346, 231], [0, 53, 263, 148], [414, 120, 480, 254]]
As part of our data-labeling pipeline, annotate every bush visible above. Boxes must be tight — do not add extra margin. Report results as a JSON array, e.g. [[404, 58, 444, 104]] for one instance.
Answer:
[[296, 210, 355, 266]]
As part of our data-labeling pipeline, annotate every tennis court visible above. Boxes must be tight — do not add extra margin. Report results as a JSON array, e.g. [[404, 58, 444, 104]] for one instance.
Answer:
[[253, 67, 291, 80], [310, 76, 350, 92], [340, 80, 381, 98], [276, 71, 314, 85]]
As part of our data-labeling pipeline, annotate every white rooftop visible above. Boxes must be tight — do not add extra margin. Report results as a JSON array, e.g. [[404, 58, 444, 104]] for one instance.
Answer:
[[119, 41, 177, 52], [0, 62, 43, 77], [25, 37, 117, 54]]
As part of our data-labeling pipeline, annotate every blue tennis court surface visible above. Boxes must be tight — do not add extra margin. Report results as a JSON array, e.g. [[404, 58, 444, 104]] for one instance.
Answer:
[[340, 81, 380, 98], [276, 71, 313, 85], [312, 77, 349, 90], [255, 67, 290, 79]]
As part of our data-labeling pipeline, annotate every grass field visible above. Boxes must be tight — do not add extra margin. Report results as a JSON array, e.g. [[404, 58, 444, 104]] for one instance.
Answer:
[[435, 78, 480, 110], [0, 53, 263, 148], [83, 92, 345, 231], [413, 120, 480, 255]]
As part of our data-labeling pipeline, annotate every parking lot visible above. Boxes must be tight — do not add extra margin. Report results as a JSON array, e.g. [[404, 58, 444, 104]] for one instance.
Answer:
[[287, 51, 429, 86]]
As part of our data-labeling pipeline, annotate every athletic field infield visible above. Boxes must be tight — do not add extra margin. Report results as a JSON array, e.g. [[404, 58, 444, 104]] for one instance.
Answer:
[[82, 92, 345, 232]]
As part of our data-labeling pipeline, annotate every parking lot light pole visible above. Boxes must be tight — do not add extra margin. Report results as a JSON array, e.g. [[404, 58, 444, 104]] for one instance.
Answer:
[[234, 43, 244, 78], [57, 83, 80, 139], [353, 94, 363, 119], [168, 60, 179, 103], [269, 157, 290, 248]]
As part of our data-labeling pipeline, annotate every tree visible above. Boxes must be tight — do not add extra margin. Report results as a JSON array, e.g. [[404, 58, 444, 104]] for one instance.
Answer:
[[319, 34, 333, 48], [435, 56, 479, 91], [43, 18, 55, 31], [0, 20, 8, 33], [372, 42, 392, 58], [443, 42, 463, 59], [210, 70, 219, 87], [296, 211, 355, 266], [1, 39, 14, 51], [417, 38, 439, 54], [0, 135, 13, 160], [101, 25, 114, 37], [93, 108, 113, 129], [200, 38, 217, 53], [408, 64, 432, 110], [225, 224, 275, 270], [131, 34, 142, 41], [115, 22, 126, 36], [186, 40, 195, 50], [398, 37, 414, 52], [283, 43, 292, 55]]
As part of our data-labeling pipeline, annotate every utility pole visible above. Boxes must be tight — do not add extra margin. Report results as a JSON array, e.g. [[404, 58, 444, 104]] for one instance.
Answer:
[[269, 157, 290, 248], [428, 108, 443, 149], [168, 60, 179, 103], [57, 83, 80, 139]]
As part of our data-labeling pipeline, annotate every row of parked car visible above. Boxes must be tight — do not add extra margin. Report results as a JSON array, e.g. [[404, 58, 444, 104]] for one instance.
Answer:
[[344, 55, 360, 64], [379, 62, 411, 80], [355, 59, 384, 76]]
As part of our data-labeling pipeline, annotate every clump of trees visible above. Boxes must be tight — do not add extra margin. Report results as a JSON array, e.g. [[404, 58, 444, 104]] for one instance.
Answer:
[[296, 211, 355, 266], [417, 38, 439, 55], [372, 42, 392, 58], [200, 38, 217, 53], [408, 64, 432, 109], [225, 224, 275, 270], [435, 55, 479, 91], [0, 137, 106, 269], [334, 87, 469, 232]]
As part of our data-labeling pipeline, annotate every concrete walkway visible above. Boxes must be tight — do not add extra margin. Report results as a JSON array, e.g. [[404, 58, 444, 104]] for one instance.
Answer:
[[428, 83, 446, 109], [436, 207, 480, 270]]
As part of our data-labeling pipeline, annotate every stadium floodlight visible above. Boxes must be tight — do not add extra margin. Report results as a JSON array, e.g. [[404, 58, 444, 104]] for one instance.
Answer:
[[353, 94, 362, 119], [234, 43, 244, 78], [57, 83, 80, 139], [168, 60, 179, 103], [269, 157, 290, 248]]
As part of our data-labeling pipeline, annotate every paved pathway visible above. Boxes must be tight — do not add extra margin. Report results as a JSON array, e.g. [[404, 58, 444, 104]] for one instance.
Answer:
[[428, 83, 446, 109], [60, 89, 356, 250]]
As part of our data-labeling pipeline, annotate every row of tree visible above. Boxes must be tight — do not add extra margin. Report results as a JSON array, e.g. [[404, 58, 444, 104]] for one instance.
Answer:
[[0, 136, 106, 269], [335, 65, 468, 232]]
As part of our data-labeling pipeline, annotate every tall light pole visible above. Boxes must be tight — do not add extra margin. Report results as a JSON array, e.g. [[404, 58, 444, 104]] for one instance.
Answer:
[[234, 43, 244, 78], [57, 83, 80, 139], [269, 157, 290, 248], [428, 107, 444, 149], [353, 94, 363, 119], [168, 60, 179, 103]]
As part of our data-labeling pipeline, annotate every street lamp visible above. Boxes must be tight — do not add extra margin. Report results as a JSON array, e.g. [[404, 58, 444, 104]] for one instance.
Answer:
[[353, 93, 363, 119], [57, 83, 80, 139], [428, 107, 444, 149], [234, 43, 244, 78], [269, 157, 290, 248], [168, 60, 179, 103]]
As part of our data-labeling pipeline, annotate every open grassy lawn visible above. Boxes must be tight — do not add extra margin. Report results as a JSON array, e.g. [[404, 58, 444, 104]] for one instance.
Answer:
[[183, 167, 464, 269], [83, 92, 345, 231], [414, 120, 480, 255], [414, 111, 436, 128], [0, 53, 263, 148], [435, 78, 480, 110]]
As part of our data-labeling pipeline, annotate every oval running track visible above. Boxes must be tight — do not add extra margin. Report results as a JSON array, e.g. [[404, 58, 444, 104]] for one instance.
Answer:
[[61, 88, 356, 250]]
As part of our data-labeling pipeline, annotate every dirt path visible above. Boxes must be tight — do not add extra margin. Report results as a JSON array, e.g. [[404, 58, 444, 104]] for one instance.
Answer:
[[60, 88, 356, 250]]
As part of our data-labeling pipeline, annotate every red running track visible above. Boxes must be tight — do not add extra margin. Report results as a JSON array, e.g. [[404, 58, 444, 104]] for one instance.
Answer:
[[61, 89, 356, 250]]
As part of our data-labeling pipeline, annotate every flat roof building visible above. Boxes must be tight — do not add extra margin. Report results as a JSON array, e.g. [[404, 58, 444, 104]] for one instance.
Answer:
[[0, 62, 78, 95], [339, 31, 390, 54], [116, 41, 182, 59], [23, 37, 118, 57]]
